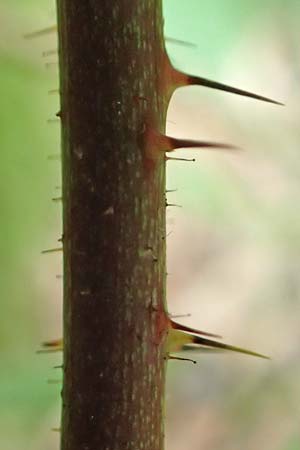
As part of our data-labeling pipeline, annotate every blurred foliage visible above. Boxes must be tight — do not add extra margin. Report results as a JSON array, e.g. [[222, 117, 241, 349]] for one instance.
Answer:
[[1, 1, 299, 450], [1, 2, 61, 449], [165, 2, 300, 450]]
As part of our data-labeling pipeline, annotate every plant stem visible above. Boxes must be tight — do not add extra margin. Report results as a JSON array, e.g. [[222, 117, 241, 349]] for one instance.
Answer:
[[57, 1, 168, 449]]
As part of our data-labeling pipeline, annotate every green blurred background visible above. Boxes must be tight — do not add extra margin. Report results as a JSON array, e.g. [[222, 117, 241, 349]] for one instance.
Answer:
[[1, 1, 299, 449]]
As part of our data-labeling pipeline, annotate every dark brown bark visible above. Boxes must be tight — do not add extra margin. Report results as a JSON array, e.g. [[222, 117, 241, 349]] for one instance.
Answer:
[[57, 1, 168, 450]]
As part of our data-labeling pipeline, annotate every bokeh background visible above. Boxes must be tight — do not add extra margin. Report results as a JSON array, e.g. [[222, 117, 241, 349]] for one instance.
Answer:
[[1, 1, 299, 449]]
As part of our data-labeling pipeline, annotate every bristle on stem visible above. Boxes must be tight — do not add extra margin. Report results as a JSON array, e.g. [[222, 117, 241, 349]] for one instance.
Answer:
[[48, 89, 59, 95], [166, 156, 196, 162], [165, 37, 197, 49], [168, 355, 197, 364], [41, 247, 63, 254], [24, 25, 57, 39], [42, 49, 58, 57]]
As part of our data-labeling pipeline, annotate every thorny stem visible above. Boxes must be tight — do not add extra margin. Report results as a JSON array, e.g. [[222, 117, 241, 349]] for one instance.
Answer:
[[57, 2, 168, 450]]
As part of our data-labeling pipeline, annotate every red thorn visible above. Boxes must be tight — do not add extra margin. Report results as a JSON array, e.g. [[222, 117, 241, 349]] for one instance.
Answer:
[[42, 339, 62, 348], [185, 73, 284, 105], [146, 128, 236, 155], [163, 53, 283, 105], [170, 319, 222, 339], [168, 134, 237, 151], [37, 338, 63, 353], [190, 335, 270, 359]]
